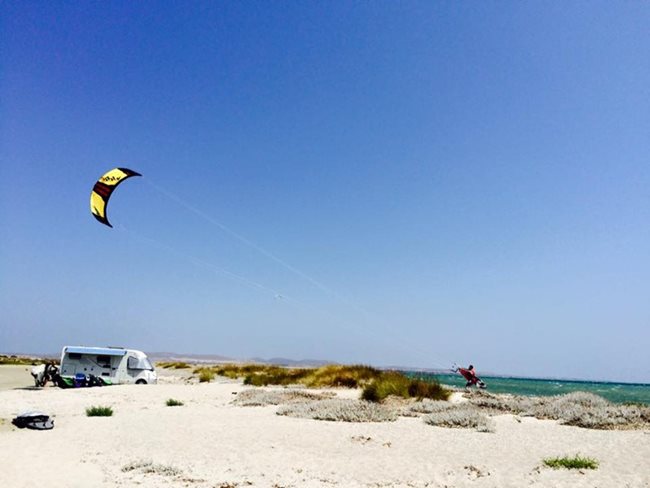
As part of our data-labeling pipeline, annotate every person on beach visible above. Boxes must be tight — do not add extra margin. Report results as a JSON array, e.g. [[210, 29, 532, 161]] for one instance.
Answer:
[[465, 364, 478, 387], [453, 363, 486, 389]]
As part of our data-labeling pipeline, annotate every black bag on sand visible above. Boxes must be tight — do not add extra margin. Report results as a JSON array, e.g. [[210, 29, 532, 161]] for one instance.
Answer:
[[12, 412, 54, 430]]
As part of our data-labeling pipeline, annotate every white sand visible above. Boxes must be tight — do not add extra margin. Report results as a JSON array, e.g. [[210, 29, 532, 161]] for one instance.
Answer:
[[0, 365, 36, 391], [0, 366, 648, 488]]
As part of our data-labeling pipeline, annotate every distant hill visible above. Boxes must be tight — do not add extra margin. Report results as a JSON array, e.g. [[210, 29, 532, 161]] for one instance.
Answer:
[[251, 357, 333, 367], [147, 351, 234, 363], [146, 352, 339, 367], [147, 352, 333, 367]]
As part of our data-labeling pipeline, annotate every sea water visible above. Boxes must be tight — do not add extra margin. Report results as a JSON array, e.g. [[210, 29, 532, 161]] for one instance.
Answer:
[[404, 371, 650, 404]]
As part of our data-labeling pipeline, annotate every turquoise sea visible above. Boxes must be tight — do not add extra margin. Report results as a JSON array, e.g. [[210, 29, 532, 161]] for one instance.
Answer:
[[404, 371, 650, 405]]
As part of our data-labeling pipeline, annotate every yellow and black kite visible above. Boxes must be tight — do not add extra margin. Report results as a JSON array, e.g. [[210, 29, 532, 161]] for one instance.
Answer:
[[90, 167, 141, 227]]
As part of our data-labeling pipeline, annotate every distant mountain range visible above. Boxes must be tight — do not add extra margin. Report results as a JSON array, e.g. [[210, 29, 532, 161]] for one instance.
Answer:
[[147, 351, 334, 367], [146, 352, 458, 372], [2, 349, 453, 373]]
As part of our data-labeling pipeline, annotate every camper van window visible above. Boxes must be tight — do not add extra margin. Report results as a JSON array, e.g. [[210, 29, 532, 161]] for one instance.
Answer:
[[97, 355, 111, 366], [68, 353, 82, 360], [127, 356, 153, 371]]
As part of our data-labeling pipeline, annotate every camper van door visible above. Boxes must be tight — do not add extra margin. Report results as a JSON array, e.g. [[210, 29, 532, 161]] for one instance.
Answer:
[[126, 353, 155, 384]]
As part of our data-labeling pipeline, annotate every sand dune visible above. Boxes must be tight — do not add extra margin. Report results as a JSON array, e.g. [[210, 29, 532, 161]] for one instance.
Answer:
[[0, 366, 648, 488]]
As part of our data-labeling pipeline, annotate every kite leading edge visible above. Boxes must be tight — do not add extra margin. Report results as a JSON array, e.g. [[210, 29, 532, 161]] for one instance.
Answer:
[[90, 167, 141, 227]]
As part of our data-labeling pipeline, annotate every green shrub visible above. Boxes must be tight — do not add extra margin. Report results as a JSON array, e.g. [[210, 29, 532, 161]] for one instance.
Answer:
[[215, 364, 271, 378], [407, 378, 449, 400], [302, 365, 381, 388], [361, 372, 450, 402], [200, 363, 383, 389], [365, 371, 410, 400], [197, 369, 215, 383], [86, 406, 113, 417], [158, 361, 191, 369], [543, 455, 599, 470], [242, 366, 311, 386], [193, 363, 449, 403], [361, 382, 380, 402], [166, 398, 184, 407]]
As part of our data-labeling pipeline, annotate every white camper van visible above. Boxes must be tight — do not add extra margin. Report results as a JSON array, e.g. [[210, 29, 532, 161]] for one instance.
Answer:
[[59, 346, 157, 385]]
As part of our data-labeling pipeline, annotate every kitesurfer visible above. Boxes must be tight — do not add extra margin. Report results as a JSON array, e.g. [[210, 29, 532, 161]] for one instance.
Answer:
[[465, 364, 478, 387], [453, 363, 486, 389]]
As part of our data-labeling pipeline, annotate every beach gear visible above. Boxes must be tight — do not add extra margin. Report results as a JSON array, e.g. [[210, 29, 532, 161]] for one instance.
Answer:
[[54, 373, 108, 389], [74, 373, 87, 387], [72, 373, 107, 388], [12, 412, 54, 430], [90, 167, 141, 227]]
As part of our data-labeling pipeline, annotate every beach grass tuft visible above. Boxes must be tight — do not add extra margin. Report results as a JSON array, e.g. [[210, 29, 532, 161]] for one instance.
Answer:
[[362, 371, 450, 402], [166, 398, 184, 407], [543, 455, 599, 470], [243, 366, 311, 386], [196, 368, 215, 383], [158, 361, 191, 369], [301, 364, 381, 388], [86, 405, 113, 417]]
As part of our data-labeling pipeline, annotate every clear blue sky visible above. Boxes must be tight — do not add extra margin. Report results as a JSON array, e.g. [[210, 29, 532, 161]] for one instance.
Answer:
[[1, 2, 649, 382]]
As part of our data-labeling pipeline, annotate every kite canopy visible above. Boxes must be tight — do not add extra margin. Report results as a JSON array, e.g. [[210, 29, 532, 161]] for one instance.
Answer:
[[90, 167, 141, 227]]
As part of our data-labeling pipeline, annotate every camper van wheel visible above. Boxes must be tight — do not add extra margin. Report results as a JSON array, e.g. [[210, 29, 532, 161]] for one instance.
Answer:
[[135, 379, 147, 385]]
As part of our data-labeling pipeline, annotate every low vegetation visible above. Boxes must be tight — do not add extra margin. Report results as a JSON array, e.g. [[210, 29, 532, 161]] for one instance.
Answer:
[[196, 362, 647, 431], [362, 371, 450, 402], [157, 361, 191, 369], [122, 460, 183, 477], [301, 365, 381, 388], [399, 399, 455, 417], [205, 363, 382, 388], [467, 390, 650, 430], [277, 399, 397, 422], [198, 363, 450, 402], [86, 406, 113, 417], [423, 406, 495, 432], [166, 398, 184, 407], [543, 455, 599, 470], [0, 355, 55, 366], [233, 389, 334, 406], [228, 381, 648, 431], [196, 368, 215, 383], [243, 366, 311, 386]]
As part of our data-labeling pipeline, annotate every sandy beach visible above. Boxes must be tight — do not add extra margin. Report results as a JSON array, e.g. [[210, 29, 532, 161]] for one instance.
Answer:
[[0, 365, 648, 488], [0, 365, 35, 392]]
